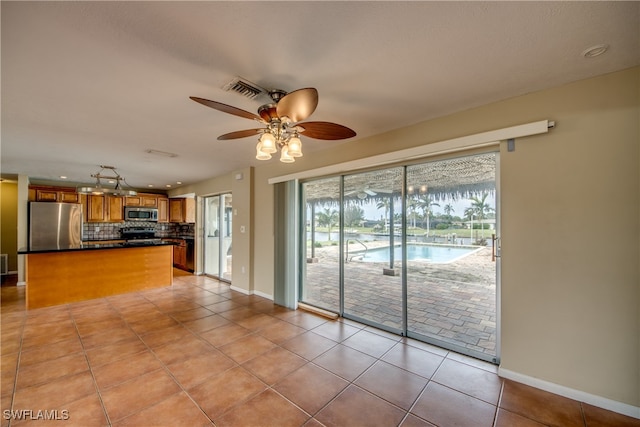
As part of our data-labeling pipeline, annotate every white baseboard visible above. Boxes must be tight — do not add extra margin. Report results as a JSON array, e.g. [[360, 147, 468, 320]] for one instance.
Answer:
[[253, 290, 273, 300], [498, 368, 640, 419], [229, 285, 250, 295], [17, 281, 26, 287]]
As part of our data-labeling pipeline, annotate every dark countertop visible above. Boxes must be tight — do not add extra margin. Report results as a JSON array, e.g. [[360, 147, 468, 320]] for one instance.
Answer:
[[18, 241, 175, 255]]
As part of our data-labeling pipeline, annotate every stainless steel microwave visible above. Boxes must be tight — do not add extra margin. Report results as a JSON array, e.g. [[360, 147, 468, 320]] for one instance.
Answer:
[[124, 207, 158, 222]]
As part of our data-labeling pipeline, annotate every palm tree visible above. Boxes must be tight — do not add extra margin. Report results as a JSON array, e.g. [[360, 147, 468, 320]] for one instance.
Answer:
[[316, 208, 339, 241], [415, 195, 440, 237], [468, 193, 494, 239], [376, 198, 391, 232], [443, 203, 455, 219], [406, 197, 419, 228]]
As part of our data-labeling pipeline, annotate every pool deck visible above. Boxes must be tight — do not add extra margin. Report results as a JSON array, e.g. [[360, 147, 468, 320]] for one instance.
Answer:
[[303, 241, 497, 359]]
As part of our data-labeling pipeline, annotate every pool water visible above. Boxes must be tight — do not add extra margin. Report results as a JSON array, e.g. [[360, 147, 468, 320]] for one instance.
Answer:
[[359, 244, 479, 263]]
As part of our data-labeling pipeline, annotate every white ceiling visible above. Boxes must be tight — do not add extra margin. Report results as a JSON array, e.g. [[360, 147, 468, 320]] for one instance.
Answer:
[[2, 1, 639, 190]]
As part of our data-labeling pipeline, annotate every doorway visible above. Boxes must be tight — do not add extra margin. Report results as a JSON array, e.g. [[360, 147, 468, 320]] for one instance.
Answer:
[[300, 152, 499, 362], [203, 193, 233, 282]]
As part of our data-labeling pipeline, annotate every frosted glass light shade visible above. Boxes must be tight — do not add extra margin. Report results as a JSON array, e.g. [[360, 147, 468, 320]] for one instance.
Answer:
[[287, 137, 303, 157], [256, 142, 272, 160], [280, 146, 295, 163], [259, 133, 277, 153]]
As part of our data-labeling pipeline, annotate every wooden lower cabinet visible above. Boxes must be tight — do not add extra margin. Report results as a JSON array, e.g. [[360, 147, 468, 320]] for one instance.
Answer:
[[173, 242, 187, 269], [25, 246, 173, 309]]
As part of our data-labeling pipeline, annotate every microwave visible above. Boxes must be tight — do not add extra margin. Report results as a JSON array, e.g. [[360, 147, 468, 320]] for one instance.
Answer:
[[124, 207, 158, 222]]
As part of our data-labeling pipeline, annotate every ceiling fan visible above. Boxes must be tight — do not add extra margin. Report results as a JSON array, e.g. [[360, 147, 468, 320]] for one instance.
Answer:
[[190, 87, 356, 163], [345, 186, 393, 199]]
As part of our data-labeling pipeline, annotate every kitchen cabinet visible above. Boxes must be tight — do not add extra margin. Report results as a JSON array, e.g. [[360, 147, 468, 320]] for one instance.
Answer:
[[29, 185, 79, 203], [173, 240, 187, 270], [157, 197, 169, 223], [125, 194, 159, 207], [84, 195, 124, 222], [106, 196, 124, 222], [86, 195, 106, 222], [169, 198, 195, 223]]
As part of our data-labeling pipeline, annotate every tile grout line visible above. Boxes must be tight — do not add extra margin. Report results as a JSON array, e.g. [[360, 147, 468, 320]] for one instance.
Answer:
[[6, 308, 27, 427], [72, 299, 114, 427]]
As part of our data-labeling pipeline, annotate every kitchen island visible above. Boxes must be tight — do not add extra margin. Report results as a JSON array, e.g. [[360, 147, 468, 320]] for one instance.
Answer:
[[19, 242, 174, 309]]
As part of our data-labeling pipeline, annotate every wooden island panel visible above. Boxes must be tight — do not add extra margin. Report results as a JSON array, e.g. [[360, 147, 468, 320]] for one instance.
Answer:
[[25, 245, 173, 309]]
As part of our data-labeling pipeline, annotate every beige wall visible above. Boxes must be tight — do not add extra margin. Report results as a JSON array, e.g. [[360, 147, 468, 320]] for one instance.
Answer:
[[254, 68, 638, 407], [187, 67, 639, 409], [0, 181, 19, 272]]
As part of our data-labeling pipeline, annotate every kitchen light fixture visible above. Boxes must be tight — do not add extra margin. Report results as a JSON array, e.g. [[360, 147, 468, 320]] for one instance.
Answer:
[[76, 165, 137, 197]]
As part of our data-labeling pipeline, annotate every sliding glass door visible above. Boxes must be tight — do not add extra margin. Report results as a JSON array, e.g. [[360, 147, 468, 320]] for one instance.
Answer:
[[204, 193, 232, 282], [405, 155, 497, 360], [342, 168, 404, 331], [299, 152, 499, 362], [300, 177, 341, 313]]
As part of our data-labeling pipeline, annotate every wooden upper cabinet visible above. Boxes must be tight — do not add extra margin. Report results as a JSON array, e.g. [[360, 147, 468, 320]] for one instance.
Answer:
[[83, 195, 124, 223], [124, 196, 142, 206], [86, 195, 106, 222], [106, 196, 124, 222], [184, 198, 195, 223], [142, 196, 157, 207], [169, 198, 195, 223], [157, 197, 169, 223], [59, 192, 80, 203], [29, 185, 79, 203], [125, 194, 159, 207], [35, 189, 58, 202]]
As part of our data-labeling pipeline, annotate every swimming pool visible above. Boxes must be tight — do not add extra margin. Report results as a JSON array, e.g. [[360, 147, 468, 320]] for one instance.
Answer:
[[357, 244, 480, 263]]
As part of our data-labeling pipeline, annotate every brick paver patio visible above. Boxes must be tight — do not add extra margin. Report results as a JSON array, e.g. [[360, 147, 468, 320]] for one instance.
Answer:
[[303, 242, 497, 359]]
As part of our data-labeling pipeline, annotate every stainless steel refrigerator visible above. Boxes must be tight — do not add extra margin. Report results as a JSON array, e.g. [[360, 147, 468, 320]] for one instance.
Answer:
[[29, 202, 83, 250]]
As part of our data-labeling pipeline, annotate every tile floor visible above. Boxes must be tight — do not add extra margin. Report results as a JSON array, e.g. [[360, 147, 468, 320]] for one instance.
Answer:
[[1, 271, 638, 427]]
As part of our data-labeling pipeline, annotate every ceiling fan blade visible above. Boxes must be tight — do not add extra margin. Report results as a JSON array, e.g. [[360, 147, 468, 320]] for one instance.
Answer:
[[217, 129, 263, 140], [276, 88, 318, 123], [298, 121, 357, 140], [190, 97, 263, 122]]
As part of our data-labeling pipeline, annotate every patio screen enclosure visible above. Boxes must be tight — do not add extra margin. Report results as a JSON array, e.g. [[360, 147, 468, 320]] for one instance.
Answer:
[[300, 152, 499, 363]]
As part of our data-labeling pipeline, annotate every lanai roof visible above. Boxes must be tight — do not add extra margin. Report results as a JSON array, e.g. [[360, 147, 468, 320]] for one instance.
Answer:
[[303, 153, 496, 204]]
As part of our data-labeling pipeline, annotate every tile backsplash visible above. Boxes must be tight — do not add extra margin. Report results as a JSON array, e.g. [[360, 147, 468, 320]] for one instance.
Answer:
[[83, 222, 195, 240]]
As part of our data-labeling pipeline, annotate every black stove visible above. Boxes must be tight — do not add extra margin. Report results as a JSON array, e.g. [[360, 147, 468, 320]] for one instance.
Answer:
[[120, 227, 161, 244]]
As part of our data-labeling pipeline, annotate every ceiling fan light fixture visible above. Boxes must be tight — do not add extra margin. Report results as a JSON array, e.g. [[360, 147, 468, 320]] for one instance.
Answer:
[[191, 86, 355, 165], [280, 146, 295, 163], [259, 132, 278, 153], [288, 136, 303, 157], [256, 142, 272, 160]]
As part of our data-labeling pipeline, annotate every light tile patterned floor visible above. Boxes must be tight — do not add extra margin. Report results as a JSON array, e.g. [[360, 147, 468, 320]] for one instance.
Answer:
[[1, 271, 637, 427]]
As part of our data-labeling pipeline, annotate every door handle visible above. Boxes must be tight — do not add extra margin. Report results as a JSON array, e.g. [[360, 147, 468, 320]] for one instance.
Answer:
[[491, 234, 499, 262]]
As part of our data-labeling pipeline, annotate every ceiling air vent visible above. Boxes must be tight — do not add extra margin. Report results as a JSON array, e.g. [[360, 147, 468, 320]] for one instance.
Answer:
[[223, 77, 265, 100]]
